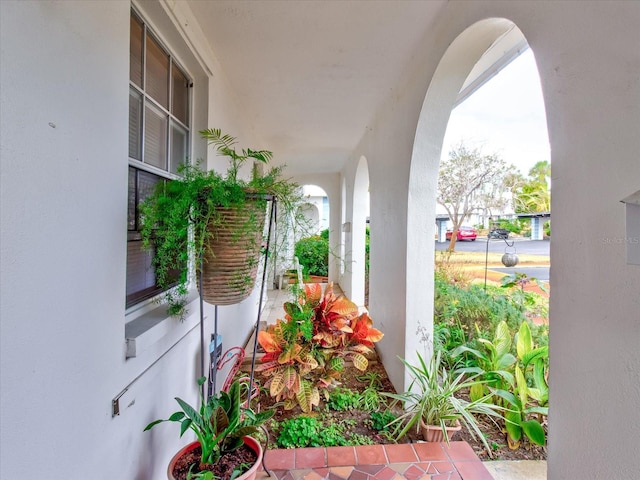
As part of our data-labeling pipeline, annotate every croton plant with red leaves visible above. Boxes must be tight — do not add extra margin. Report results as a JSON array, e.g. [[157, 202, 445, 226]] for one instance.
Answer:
[[256, 283, 384, 412]]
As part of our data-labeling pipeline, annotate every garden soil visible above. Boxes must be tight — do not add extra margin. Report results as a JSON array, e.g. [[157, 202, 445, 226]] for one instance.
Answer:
[[251, 352, 547, 462]]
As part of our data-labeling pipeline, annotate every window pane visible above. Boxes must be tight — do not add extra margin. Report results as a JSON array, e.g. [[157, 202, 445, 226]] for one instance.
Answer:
[[172, 64, 189, 125], [128, 167, 136, 230], [130, 13, 143, 87], [144, 104, 168, 169], [145, 33, 169, 108], [126, 239, 158, 307], [128, 88, 142, 160], [138, 169, 162, 205], [170, 122, 187, 174], [126, 168, 165, 307]]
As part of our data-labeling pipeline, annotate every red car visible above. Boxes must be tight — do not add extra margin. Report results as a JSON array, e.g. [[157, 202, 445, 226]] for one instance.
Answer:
[[446, 226, 477, 241]]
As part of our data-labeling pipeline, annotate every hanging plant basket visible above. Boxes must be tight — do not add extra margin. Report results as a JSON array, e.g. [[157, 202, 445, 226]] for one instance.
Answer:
[[140, 129, 303, 316], [199, 198, 266, 305]]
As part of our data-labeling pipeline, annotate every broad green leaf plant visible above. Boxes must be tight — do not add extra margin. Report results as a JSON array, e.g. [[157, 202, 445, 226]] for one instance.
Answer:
[[144, 377, 274, 470], [453, 321, 549, 449], [493, 321, 548, 448]]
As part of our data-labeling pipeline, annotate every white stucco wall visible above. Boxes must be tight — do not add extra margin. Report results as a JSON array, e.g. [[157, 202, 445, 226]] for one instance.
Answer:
[[351, 2, 640, 480], [0, 1, 268, 479], [1, 1, 639, 480]]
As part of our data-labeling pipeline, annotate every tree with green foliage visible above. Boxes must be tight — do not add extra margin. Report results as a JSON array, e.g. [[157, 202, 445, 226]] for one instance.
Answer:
[[437, 142, 510, 252], [512, 160, 551, 213]]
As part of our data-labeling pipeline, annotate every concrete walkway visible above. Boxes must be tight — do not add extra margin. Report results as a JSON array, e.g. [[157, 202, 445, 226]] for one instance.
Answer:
[[483, 460, 547, 480]]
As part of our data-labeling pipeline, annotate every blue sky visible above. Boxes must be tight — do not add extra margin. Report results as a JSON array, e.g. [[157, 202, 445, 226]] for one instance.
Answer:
[[441, 49, 550, 176]]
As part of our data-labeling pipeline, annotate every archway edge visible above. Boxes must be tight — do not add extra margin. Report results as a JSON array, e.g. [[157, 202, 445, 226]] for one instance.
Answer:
[[405, 18, 523, 388], [349, 155, 369, 306]]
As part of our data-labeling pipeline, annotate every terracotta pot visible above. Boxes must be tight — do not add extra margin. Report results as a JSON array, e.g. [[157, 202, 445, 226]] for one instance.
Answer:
[[167, 436, 263, 480], [199, 199, 266, 306], [419, 419, 462, 442]]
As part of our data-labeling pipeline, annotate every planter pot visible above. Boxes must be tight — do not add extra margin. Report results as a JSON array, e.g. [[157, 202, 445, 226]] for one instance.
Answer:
[[419, 419, 462, 442], [168, 436, 263, 480], [199, 199, 266, 306], [286, 275, 329, 284]]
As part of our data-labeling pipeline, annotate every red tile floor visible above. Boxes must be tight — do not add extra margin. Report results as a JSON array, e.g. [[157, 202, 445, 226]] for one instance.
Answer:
[[257, 441, 494, 480]]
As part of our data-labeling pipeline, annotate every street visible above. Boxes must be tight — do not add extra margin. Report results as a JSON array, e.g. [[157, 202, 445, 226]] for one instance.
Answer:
[[435, 237, 550, 256], [435, 238, 550, 282]]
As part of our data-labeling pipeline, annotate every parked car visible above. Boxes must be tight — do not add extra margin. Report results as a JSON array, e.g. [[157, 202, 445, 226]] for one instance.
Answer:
[[446, 226, 477, 241], [488, 228, 510, 239]]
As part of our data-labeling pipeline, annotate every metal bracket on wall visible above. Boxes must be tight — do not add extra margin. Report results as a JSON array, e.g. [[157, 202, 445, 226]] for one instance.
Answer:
[[112, 388, 128, 417]]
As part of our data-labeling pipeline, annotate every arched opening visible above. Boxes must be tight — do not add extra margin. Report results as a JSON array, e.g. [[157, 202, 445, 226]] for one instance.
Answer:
[[438, 45, 550, 298], [432, 35, 551, 460], [291, 184, 330, 281], [299, 184, 329, 236], [407, 18, 534, 383]]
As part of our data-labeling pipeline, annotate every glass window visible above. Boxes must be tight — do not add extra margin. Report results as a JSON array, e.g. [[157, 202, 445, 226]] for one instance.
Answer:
[[129, 14, 143, 87], [128, 88, 143, 160], [145, 32, 169, 109], [144, 103, 168, 169], [170, 122, 188, 174], [172, 65, 189, 126], [127, 9, 191, 308]]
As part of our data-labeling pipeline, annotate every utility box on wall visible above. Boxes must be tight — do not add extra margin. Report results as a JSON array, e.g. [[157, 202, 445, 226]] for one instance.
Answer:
[[621, 190, 640, 265]]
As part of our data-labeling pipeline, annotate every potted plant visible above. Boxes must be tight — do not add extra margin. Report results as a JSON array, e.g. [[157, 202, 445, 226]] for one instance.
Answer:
[[383, 350, 502, 455], [144, 377, 274, 480], [140, 128, 302, 316]]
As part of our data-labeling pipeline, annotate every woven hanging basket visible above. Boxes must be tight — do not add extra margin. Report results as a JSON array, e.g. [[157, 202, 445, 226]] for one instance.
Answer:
[[198, 199, 266, 306]]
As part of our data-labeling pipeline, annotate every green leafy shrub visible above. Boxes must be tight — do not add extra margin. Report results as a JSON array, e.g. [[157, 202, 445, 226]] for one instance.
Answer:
[[327, 388, 361, 411], [356, 372, 386, 411], [276, 415, 373, 448], [317, 422, 350, 447], [496, 218, 526, 234], [294, 229, 329, 276], [434, 277, 526, 340], [369, 411, 397, 432], [276, 417, 322, 448], [365, 226, 370, 275]]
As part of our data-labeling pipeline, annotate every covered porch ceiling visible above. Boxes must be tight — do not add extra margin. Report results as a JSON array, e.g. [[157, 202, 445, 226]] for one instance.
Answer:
[[188, 0, 525, 175]]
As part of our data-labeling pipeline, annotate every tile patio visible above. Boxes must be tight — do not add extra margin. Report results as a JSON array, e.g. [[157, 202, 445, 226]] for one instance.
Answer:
[[257, 441, 494, 480]]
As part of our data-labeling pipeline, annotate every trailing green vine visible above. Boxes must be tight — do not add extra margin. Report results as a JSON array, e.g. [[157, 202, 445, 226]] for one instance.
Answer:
[[140, 129, 303, 318]]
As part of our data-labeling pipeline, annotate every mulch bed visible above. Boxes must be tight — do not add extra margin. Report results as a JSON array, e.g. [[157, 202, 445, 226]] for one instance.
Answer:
[[249, 351, 547, 462]]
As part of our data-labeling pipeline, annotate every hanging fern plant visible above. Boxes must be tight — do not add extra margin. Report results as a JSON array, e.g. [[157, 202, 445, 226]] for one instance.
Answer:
[[140, 129, 302, 318]]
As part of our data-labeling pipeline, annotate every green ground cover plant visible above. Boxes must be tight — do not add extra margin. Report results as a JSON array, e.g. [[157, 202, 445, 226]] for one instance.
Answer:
[[327, 388, 361, 411], [274, 415, 375, 448]]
